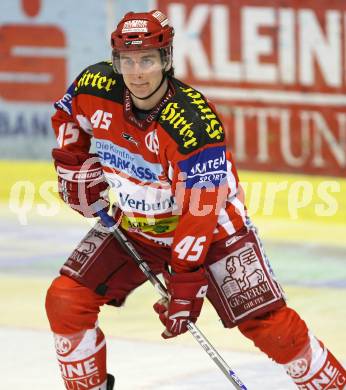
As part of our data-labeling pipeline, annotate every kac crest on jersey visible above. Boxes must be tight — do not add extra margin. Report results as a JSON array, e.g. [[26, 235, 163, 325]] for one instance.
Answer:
[[145, 130, 159, 154]]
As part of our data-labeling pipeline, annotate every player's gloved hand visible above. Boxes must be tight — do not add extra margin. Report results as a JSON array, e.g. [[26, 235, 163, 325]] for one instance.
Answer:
[[153, 268, 208, 339], [52, 148, 109, 218]]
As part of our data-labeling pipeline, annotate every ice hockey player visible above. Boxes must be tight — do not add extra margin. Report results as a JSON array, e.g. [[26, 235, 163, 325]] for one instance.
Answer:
[[46, 9, 346, 389]]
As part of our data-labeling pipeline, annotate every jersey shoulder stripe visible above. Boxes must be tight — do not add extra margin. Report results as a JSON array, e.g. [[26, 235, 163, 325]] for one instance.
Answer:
[[73, 61, 124, 103], [159, 78, 225, 154]]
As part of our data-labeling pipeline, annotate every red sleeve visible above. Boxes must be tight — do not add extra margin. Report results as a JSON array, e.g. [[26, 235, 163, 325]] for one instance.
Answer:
[[51, 81, 91, 153], [169, 145, 229, 273]]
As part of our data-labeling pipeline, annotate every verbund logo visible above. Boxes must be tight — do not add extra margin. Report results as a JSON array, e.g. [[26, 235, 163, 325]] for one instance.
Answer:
[[0, 0, 66, 102], [159, 0, 346, 176]]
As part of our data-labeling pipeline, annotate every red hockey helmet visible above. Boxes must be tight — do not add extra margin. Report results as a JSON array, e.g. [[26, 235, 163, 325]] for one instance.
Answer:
[[111, 10, 174, 51], [111, 10, 174, 74]]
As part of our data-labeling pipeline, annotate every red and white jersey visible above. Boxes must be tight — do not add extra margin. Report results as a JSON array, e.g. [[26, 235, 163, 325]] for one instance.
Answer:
[[52, 61, 247, 272]]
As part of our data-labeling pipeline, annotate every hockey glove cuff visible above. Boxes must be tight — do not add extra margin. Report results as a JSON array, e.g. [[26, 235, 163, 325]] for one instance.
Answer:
[[52, 148, 109, 218], [153, 268, 208, 339]]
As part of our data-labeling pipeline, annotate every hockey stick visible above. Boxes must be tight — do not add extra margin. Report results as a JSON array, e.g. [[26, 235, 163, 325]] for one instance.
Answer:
[[98, 209, 248, 389]]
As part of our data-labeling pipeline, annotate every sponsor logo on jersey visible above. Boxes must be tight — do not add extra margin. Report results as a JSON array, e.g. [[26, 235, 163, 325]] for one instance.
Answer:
[[178, 146, 227, 188], [96, 140, 163, 183], [118, 193, 175, 212], [54, 82, 74, 115], [75, 70, 116, 92], [121, 215, 178, 234], [100, 151, 158, 181], [180, 87, 224, 141], [160, 102, 198, 149], [145, 130, 159, 154], [122, 132, 140, 147]]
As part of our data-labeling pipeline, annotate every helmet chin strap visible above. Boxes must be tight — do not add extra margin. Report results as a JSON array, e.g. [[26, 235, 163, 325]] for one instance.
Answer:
[[130, 72, 167, 101]]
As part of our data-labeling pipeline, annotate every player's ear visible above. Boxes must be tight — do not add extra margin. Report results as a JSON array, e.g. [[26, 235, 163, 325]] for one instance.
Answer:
[[161, 50, 172, 72], [164, 58, 172, 72]]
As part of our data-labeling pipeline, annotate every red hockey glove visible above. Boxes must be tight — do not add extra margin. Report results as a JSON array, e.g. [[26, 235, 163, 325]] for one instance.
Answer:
[[153, 268, 208, 339], [52, 148, 109, 218]]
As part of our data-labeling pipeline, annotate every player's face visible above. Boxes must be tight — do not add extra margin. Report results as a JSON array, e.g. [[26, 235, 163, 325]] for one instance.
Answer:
[[119, 49, 165, 99]]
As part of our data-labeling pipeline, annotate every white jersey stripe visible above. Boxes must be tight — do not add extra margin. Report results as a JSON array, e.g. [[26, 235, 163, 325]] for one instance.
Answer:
[[232, 196, 247, 223], [217, 208, 236, 235]]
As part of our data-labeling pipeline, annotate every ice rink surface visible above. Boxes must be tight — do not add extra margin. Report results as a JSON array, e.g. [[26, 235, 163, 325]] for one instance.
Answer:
[[1, 327, 295, 389], [0, 211, 345, 389]]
